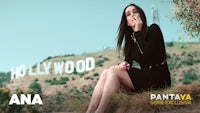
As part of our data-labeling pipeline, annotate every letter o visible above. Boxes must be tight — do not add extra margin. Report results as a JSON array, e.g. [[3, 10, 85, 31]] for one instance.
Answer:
[[76, 60, 85, 73], [18, 65, 26, 77], [65, 61, 74, 74]]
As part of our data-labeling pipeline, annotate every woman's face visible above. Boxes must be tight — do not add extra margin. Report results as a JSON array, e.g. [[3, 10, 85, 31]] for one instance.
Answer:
[[125, 5, 140, 28]]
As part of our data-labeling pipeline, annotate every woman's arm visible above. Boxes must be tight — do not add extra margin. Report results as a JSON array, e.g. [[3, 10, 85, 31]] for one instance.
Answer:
[[133, 24, 164, 60]]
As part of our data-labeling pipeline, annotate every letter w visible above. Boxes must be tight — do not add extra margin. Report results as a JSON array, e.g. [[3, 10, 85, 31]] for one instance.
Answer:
[[54, 62, 64, 75]]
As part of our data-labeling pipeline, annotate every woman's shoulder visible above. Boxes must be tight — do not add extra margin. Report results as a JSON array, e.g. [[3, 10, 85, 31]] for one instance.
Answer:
[[148, 23, 160, 31], [147, 23, 164, 41], [147, 23, 162, 35]]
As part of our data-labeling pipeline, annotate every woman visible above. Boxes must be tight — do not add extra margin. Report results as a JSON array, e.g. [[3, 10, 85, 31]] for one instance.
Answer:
[[86, 3, 171, 113]]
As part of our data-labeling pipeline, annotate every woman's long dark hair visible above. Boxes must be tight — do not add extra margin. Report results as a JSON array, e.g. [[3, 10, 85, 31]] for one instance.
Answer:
[[117, 4, 148, 56]]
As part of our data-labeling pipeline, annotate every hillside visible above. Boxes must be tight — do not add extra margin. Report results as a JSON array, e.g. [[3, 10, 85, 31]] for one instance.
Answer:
[[0, 42, 200, 113]]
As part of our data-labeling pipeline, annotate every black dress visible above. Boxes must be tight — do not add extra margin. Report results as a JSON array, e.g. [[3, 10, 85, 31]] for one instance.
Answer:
[[125, 24, 171, 92]]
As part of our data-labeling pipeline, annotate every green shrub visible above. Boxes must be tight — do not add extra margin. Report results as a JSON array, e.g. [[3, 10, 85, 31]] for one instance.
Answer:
[[56, 92, 62, 104], [180, 45, 187, 49], [0, 72, 11, 88], [182, 70, 198, 85], [187, 53, 194, 58], [0, 88, 10, 112], [184, 73, 198, 81], [166, 42, 174, 47], [96, 60, 104, 67], [181, 51, 186, 56], [183, 79, 191, 85], [166, 52, 171, 59], [174, 55, 181, 61], [45, 79, 51, 83], [64, 54, 75, 57], [78, 72, 88, 78], [93, 73, 99, 77], [29, 81, 42, 94], [171, 79, 176, 87], [85, 76, 93, 80], [73, 68, 78, 75], [103, 57, 109, 61], [60, 77, 69, 81], [72, 76, 76, 80], [45, 77, 69, 85], [181, 58, 194, 66], [95, 57, 109, 67], [34, 78, 39, 82]]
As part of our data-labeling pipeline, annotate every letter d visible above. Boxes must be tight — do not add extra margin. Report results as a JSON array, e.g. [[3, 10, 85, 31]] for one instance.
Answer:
[[85, 57, 95, 71]]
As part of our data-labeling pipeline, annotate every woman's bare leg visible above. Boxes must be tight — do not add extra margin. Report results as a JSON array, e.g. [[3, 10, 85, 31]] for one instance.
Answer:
[[86, 69, 109, 113], [95, 66, 134, 113]]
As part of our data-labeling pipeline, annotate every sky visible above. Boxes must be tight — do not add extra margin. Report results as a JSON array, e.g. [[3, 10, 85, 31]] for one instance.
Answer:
[[0, 0, 199, 72]]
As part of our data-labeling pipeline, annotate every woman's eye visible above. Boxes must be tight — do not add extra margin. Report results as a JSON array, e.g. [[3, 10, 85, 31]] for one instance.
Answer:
[[126, 13, 131, 17], [133, 11, 138, 14]]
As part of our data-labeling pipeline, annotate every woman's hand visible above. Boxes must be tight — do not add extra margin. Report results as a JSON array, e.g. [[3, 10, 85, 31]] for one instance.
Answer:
[[134, 13, 143, 32], [118, 61, 130, 70]]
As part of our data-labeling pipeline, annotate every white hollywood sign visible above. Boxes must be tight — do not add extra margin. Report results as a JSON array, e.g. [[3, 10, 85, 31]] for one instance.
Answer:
[[11, 57, 95, 80]]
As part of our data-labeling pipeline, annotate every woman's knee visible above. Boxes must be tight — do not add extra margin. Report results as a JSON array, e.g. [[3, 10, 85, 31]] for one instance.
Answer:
[[101, 69, 108, 75], [108, 66, 130, 82], [99, 69, 109, 81], [104, 66, 121, 81], [109, 66, 119, 72], [108, 66, 120, 75], [99, 66, 121, 81]]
